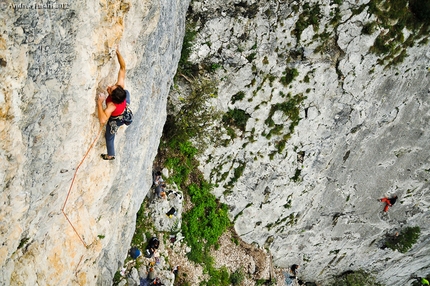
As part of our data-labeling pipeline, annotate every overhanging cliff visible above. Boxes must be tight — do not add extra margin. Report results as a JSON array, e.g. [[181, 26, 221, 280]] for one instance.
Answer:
[[0, 0, 189, 284]]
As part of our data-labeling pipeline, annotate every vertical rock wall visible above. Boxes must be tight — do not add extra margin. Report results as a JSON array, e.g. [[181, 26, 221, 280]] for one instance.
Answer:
[[0, 0, 189, 284], [181, 0, 430, 285]]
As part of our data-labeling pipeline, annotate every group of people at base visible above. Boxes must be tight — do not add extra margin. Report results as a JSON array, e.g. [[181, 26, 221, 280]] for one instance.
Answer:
[[139, 267, 163, 286], [124, 170, 183, 285], [128, 235, 179, 286]]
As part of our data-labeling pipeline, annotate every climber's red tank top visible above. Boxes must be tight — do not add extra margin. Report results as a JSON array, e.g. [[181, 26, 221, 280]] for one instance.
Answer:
[[106, 95, 126, 117]]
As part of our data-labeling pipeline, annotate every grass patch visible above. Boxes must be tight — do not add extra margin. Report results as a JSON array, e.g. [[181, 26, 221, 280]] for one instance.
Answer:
[[246, 52, 257, 63], [227, 161, 247, 186], [293, 2, 322, 43], [163, 78, 221, 154], [366, 0, 430, 67], [264, 93, 306, 138], [164, 141, 198, 186], [231, 91, 245, 104], [291, 168, 302, 182], [280, 67, 299, 86], [181, 182, 230, 264], [230, 268, 245, 285], [222, 108, 251, 133], [204, 62, 222, 73], [177, 22, 198, 77], [131, 202, 153, 247], [203, 264, 230, 286]]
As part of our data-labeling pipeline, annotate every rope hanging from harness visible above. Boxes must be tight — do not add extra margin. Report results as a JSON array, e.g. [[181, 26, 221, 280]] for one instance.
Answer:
[[61, 125, 104, 248]]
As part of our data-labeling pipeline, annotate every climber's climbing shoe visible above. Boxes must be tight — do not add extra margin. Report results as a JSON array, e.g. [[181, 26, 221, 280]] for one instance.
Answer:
[[101, 154, 115, 160]]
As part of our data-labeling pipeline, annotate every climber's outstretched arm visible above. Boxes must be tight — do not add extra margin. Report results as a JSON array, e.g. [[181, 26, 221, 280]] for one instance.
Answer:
[[115, 48, 126, 88]]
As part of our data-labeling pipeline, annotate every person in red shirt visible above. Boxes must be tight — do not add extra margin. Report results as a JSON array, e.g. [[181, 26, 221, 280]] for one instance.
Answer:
[[379, 195, 398, 212], [97, 47, 129, 160]]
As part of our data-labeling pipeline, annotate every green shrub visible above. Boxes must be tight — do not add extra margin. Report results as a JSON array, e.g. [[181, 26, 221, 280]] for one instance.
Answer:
[[162, 78, 220, 154], [222, 108, 251, 132], [264, 93, 305, 137], [204, 265, 230, 286], [385, 226, 421, 253], [18, 237, 29, 250], [227, 162, 246, 186], [113, 271, 122, 285], [366, 0, 430, 66], [231, 91, 246, 104], [205, 62, 222, 73], [362, 22, 376, 35], [276, 140, 286, 153], [293, 3, 321, 42], [246, 52, 257, 63], [411, 275, 430, 286], [178, 23, 198, 77], [280, 68, 299, 86], [332, 270, 383, 286], [230, 268, 245, 285], [132, 203, 150, 247], [291, 168, 301, 182], [181, 182, 230, 264]]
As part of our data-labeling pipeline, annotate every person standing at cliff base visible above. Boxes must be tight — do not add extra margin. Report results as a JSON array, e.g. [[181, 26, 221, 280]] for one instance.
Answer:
[[379, 195, 397, 212], [97, 47, 129, 160]]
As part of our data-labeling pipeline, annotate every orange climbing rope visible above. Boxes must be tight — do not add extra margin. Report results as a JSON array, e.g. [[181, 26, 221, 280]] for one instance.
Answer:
[[61, 125, 104, 248]]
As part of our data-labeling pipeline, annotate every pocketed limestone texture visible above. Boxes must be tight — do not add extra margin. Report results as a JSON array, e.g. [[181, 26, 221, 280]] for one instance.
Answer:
[[178, 0, 430, 285]]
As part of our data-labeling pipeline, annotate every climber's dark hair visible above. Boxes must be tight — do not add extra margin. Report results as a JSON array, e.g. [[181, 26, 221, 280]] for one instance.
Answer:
[[111, 86, 126, 104]]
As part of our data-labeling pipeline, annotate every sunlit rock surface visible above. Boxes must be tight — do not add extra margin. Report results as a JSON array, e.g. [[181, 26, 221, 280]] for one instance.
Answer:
[[0, 0, 189, 284], [180, 0, 430, 285]]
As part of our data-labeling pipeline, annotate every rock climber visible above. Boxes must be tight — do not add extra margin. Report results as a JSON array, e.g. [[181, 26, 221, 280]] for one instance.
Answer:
[[379, 195, 398, 212], [97, 46, 129, 160]]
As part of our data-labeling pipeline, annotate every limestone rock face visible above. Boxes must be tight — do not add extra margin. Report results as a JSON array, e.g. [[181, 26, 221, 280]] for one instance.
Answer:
[[182, 0, 430, 285], [0, 0, 189, 284]]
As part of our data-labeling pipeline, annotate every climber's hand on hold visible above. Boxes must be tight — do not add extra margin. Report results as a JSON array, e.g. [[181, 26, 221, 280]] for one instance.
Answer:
[[98, 93, 106, 104]]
